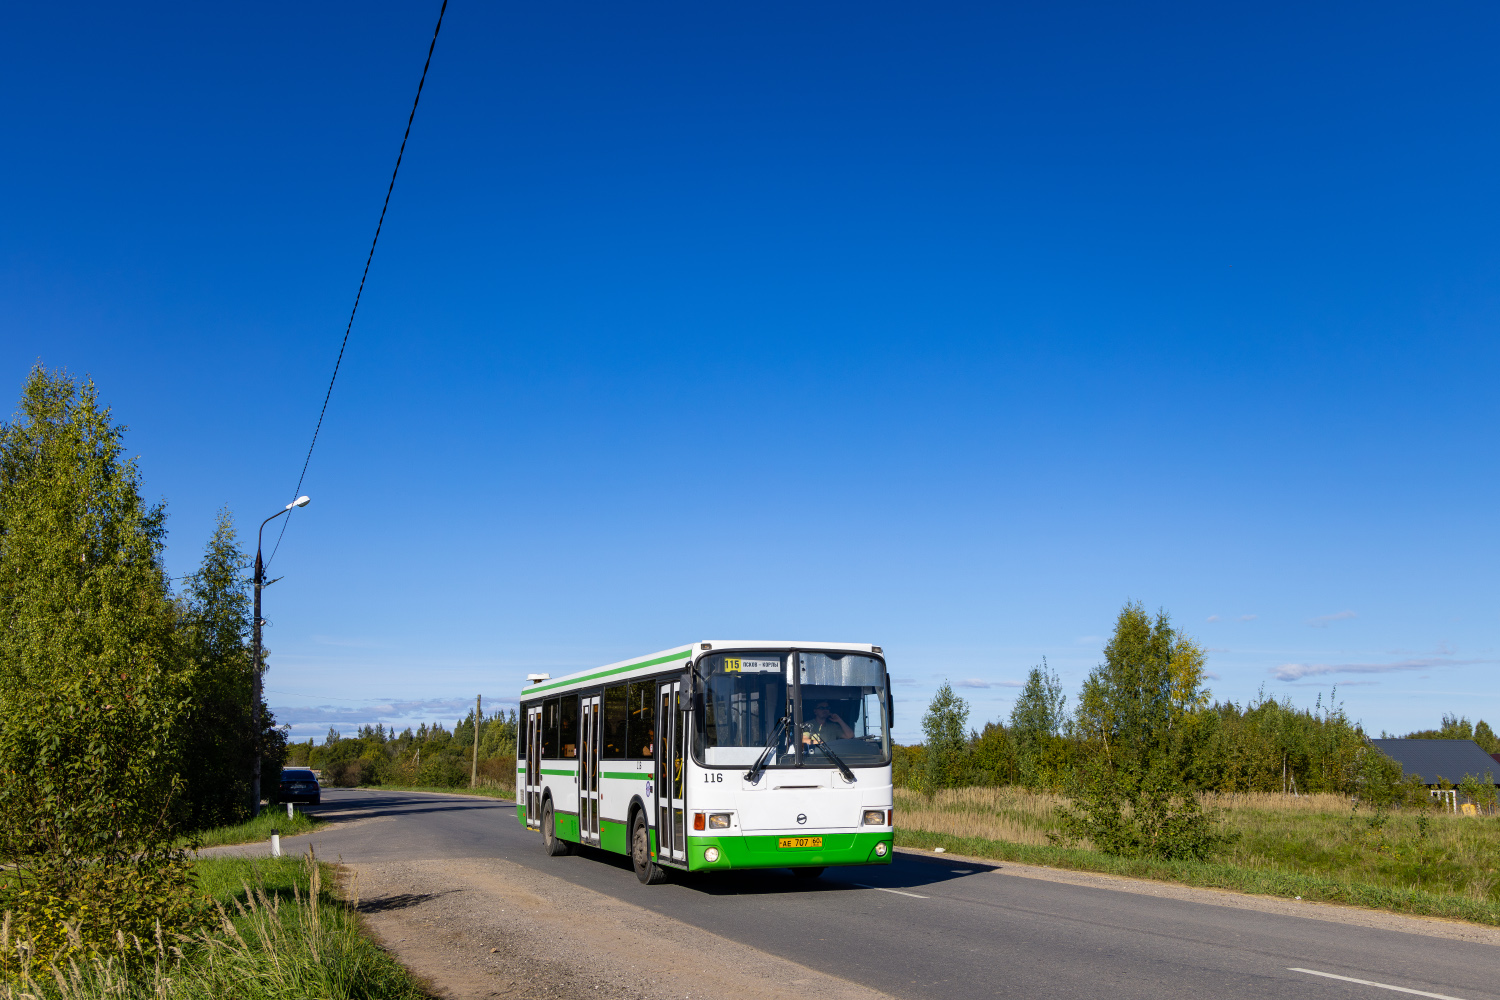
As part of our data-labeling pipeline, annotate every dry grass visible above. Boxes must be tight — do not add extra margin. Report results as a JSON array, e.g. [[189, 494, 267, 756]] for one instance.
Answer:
[[894, 786, 1077, 847], [1202, 791, 1352, 813]]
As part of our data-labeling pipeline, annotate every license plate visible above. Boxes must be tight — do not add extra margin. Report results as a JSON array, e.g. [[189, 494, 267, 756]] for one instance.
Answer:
[[778, 836, 823, 849]]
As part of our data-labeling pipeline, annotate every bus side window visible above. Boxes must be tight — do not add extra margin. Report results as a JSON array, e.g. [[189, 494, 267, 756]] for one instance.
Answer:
[[544, 698, 560, 758], [603, 685, 627, 759], [628, 680, 655, 757], [560, 695, 579, 758]]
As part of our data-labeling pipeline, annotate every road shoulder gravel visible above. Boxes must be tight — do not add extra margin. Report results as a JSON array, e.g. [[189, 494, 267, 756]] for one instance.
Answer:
[[348, 856, 902, 1000]]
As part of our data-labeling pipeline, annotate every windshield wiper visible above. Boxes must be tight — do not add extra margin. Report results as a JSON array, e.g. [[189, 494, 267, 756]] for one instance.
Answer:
[[801, 726, 856, 783], [745, 716, 790, 785]]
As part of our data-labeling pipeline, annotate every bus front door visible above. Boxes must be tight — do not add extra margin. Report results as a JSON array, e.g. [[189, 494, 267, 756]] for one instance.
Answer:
[[580, 694, 601, 846], [655, 680, 686, 865], [525, 705, 542, 830]]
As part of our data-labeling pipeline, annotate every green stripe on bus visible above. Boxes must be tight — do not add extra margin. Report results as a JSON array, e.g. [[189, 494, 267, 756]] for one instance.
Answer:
[[600, 771, 652, 780], [541, 768, 576, 776], [523, 648, 690, 695]]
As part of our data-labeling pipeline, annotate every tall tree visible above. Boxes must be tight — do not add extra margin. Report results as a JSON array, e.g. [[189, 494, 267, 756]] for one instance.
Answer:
[[0, 367, 198, 960], [921, 682, 970, 791], [1009, 658, 1066, 787], [1058, 601, 1227, 860], [177, 508, 283, 826]]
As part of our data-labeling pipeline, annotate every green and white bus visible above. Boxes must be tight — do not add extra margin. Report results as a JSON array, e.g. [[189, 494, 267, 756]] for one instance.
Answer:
[[518, 640, 894, 884]]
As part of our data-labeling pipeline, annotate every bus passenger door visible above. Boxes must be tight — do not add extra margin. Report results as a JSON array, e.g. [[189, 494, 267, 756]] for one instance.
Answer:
[[656, 680, 686, 865], [580, 694, 601, 846], [525, 705, 542, 830]]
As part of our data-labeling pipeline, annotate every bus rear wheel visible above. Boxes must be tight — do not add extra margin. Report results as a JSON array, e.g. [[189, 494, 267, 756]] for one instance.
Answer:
[[631, 812, 666, 884], [792, 867, 825, 879], [542, 800, 571, 856]]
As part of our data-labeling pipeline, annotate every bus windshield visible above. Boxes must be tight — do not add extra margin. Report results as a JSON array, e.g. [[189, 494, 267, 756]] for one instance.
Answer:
[[693, 651, 890, 768]]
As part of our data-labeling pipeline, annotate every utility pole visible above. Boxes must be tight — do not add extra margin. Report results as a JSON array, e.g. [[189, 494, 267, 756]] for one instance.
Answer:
[[252, 496, 311, 815], [471, 693, 481, 788]]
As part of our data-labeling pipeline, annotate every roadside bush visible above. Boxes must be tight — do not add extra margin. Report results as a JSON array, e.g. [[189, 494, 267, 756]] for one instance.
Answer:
[[1054, 757, 1235, 861], [0, 369, 202, 966], [0, 853, 427, 1000], [325, 759, 374, 788], [417, 751, 469, 788], [477, 755, 516, 789], [892, 744, 925, 789], [1058, 603, 1231, 860]]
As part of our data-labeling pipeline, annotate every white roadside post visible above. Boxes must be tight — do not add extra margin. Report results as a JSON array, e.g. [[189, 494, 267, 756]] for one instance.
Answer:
[[287, 802, 295, 820], [270, 828, 282, 857]]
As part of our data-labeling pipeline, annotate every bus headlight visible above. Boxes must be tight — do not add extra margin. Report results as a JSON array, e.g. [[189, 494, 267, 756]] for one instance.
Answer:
[[704, 847, 721, 862], [875, 842, 888, 857], [709, 813, 732, 829], [863, 809, 886, 826]]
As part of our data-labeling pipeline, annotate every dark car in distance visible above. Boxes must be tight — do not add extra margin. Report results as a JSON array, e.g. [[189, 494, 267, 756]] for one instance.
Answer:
[[278, 768, 321, 806]]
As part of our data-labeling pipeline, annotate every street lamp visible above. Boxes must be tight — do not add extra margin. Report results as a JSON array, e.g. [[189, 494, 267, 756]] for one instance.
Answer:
[[251, 495, 310, 814]]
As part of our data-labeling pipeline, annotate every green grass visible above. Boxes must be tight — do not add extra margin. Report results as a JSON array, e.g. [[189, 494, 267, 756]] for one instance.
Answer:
[[1219, 801, 1500, 902], [895, 787, 1500, 926], [2, 854, 431, 999], [896, 828, 1500, 925], [185, 809, 326, 849]]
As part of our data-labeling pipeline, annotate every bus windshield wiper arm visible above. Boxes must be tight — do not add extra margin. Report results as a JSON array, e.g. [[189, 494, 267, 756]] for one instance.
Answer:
[[802, 728, 856, 783], [745, 716, 790, 785]]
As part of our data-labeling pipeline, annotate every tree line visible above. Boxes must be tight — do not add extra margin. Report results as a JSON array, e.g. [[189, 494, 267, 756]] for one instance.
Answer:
[[287, 708, 519, 788], [901, 601, 1497, 858], [0, 367, 286, 964]]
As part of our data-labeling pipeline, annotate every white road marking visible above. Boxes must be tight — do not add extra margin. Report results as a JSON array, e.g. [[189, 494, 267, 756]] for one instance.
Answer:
[[1288, 967, 1469, 1000], [854, 883, 929, 899]]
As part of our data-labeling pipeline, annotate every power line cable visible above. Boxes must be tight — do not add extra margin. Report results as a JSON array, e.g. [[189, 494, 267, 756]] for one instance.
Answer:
[[268, 0, 449, 569]]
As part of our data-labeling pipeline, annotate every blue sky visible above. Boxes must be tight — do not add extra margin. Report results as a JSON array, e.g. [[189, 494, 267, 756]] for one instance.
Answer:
[[3, 1, 1496, 742]]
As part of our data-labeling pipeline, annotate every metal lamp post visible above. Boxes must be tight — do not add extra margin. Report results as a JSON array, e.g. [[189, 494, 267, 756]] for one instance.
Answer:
[[251, 495, 311, 814]]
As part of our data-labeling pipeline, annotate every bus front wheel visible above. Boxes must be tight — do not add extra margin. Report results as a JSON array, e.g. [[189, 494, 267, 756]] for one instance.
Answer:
[[631, 812, 666, 884], [542, 801, 571, 856]]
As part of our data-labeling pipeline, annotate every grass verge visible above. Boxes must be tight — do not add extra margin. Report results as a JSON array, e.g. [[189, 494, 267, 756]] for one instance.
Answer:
[[187, 809, 326, 849], [894, 827, 1500, 926], [3, 853, 430, 999], [360, 782, 514, 799]]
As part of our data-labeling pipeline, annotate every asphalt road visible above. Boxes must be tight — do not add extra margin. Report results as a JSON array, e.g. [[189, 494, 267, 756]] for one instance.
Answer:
[[250, 789, 1497, 1000]]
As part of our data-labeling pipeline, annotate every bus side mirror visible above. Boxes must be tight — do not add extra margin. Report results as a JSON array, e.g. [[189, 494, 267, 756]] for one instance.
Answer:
[[887, 688, 894, 727]]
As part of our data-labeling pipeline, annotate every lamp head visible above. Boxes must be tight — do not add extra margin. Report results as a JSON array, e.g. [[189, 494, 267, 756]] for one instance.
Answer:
[[286, 495, 311, 510]]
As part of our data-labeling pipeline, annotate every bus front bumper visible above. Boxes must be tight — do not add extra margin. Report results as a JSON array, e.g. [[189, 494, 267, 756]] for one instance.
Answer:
[[686, 831, 894, 871]]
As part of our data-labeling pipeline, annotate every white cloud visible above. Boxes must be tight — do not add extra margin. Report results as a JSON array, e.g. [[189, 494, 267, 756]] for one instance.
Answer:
[[1074, 635, 1102, 644], [1308, 610, 1357, 628], [950, 678, 1026, 690], [1206, 615, 1221, 623], [1272, 656, 1487, 681], [1284, 679, 1380, 687], [1238, 614, 1258, 622]]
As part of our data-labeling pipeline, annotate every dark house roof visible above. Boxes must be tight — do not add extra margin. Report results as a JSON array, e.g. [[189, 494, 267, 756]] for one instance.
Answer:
[[1369, 739, 1500, 785]]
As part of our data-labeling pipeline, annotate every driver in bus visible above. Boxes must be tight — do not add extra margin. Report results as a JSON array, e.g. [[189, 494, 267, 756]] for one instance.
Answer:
[[803, 701, 854, 744]]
